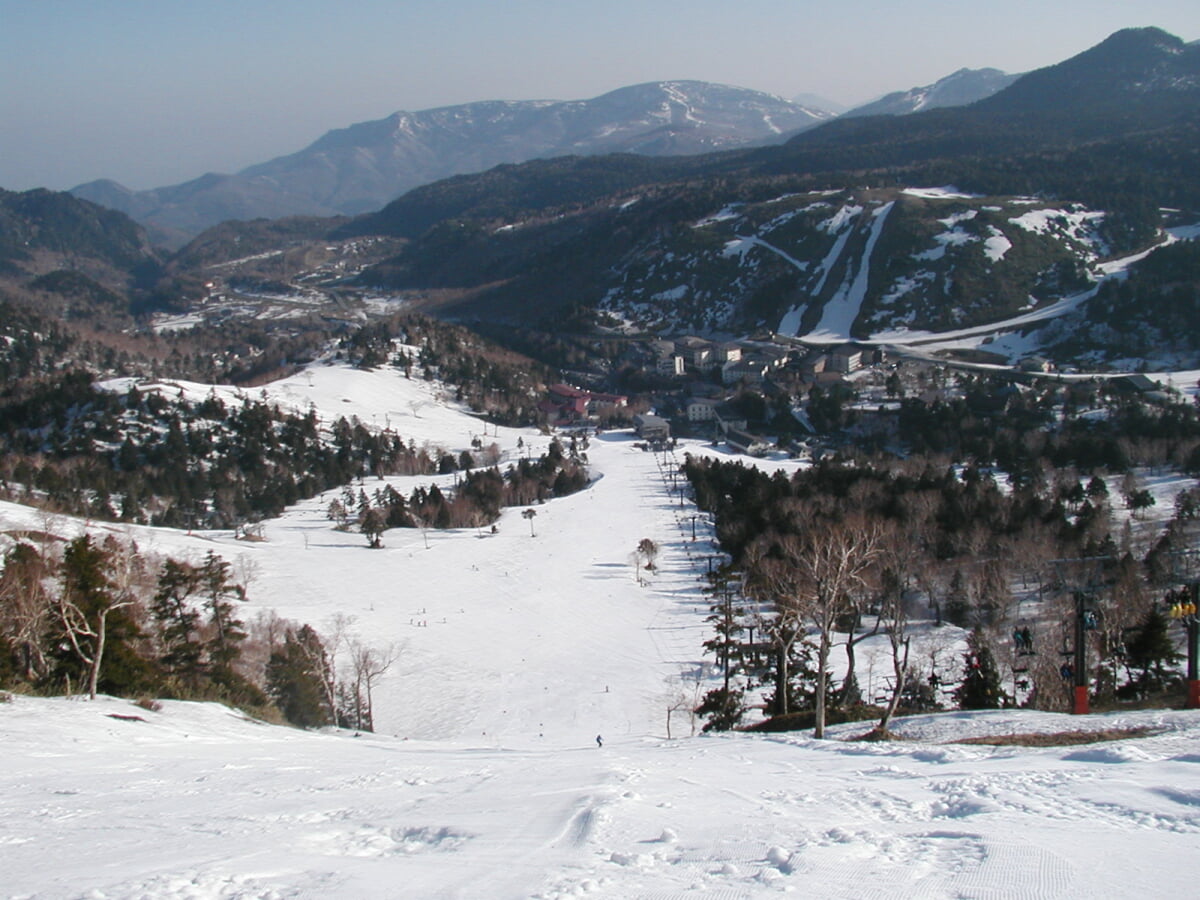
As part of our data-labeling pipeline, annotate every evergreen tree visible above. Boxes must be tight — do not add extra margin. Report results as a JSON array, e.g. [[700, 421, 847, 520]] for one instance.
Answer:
[[196, 551, 260, 706], [944, 570, 971, 627], [758, 634, 823, 718], [151, 559, 204, 687], [702, 566, 745, 692], [266, 626, 334, 728], [1124, 605, 1181, 692], [954, 627, 1006, 710], [49, 536, 150, 698], [361, 507, 387, 549], [696, 685, 745, 732]]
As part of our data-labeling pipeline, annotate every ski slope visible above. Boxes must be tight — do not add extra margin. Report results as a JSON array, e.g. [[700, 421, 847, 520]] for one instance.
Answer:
[[3, 360, 1200, 899]]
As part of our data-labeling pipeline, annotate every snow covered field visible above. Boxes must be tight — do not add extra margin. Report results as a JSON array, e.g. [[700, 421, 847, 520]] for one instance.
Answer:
[[4, 362, 1200, 899]]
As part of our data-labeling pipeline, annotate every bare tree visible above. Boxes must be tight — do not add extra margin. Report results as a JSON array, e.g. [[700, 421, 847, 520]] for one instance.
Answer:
[[761, 517, 884, 738], [53, 536, 138, 699], [0, 542, 52, 681], [665, 675, 703, 739], [874, 525, 925, 734], [315, 613, 355, 721], [345, 640, 399, 732]]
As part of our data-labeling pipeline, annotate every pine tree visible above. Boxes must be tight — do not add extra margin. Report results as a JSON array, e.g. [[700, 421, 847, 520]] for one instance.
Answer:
[[696, 685, 745, 732], [361, 507, 387, 549], [759, 632, 822, 718], [196, 551, 260, 706], [151, 559, 204, 687], [698, 565, 748, 731], [702, 567, 745, 693], [267, 626, 333, 728], [944, 569, 971, 627], [954, 627, 1006, 710], [50, 536, 147, 699], [1124, 605, 1181, 692]]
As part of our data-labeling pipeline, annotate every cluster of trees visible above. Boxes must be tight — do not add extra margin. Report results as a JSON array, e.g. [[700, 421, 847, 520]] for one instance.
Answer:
[[894, 374, 1200, 476], [341, 313, 552, 426], [338, 437, 589, 544], [0, 374, 456, 529], [1053, 240, 1200, 365], [0, 534, 392, 730], [683, 452, 1194, 735]]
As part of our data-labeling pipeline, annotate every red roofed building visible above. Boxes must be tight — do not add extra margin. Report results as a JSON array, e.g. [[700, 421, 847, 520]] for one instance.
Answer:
[[541, 384, 628, 425]]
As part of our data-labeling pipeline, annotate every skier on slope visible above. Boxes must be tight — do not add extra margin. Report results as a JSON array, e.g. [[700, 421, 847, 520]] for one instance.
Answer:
[[596, 734, 603, 748]]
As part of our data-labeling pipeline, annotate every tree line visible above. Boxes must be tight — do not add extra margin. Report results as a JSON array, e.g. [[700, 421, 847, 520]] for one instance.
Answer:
[[684, 452, 1195, 736], [0, 534, 391, 730], [338, 436, 590, 544]]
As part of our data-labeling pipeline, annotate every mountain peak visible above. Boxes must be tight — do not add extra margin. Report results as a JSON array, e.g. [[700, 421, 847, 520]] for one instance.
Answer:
[[77, 82, 829, 240], [979, 26, 1199, 114], [843, 67, 1017, 118]]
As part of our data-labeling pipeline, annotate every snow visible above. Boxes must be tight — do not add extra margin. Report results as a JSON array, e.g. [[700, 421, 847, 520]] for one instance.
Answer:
[[4, 360, 1200, 898], [983, 227, 1012, 262], [1008, 208, 1107, 256], [806, 201, 895, 342], [694, 204, 743, 228], [151, 312, 207, 334], [730, 235, 811, 272], [652, 285, 689, 302], [818, 203, 864, 235], [871, 225, 1199, 351], [901, 186, 982, 200]]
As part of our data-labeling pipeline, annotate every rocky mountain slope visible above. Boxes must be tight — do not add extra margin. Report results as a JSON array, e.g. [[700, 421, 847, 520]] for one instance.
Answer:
[[596, 186, 1112, 338], [70, 82, 829, 243], [842, 68, 1018, 118]]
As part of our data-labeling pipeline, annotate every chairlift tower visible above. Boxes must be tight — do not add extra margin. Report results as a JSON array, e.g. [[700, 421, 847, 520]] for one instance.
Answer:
[[1161, 548, 1200, 709], [1167, 582, 1200, 709], [1052, 557, 1108, 715]]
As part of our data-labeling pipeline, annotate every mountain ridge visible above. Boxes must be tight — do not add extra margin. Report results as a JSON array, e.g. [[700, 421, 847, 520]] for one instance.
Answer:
[[842, 68, 1019, 119], [70, 81, 829, 245]]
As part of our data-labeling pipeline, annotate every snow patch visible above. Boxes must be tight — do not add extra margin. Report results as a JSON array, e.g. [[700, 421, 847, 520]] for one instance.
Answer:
[[902, 186, 983, 200]]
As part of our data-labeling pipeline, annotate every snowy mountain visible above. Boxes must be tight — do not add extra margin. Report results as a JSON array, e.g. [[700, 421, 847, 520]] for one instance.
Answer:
[[70, 82, 830, 243], [360, 184, 1125, 342], [791, 91, 848, 115], [842, 68, 1018, 118], [4, 359, 1200, 898]]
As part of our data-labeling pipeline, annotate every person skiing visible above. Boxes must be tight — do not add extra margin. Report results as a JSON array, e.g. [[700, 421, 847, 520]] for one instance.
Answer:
[[596, 734, 603, 748]]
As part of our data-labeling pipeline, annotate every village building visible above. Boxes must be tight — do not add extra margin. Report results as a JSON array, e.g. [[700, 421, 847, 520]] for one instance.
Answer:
[[633, 413, 671, 442], [725, 428, 772, 457], [715, 342, 743, 364], [796, 350, 828, 380], [540, 384, 628, 426], [722, 358, 770, 385], [657, 355, 685, 377], [828, 343, 865, 374], [713, 403, 749, 435], [686, 396, 720, 422], [674, 336, 715, 370]]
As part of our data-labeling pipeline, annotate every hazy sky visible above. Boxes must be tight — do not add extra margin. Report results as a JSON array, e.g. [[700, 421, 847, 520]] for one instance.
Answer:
[[3, 0, 1199, 192]]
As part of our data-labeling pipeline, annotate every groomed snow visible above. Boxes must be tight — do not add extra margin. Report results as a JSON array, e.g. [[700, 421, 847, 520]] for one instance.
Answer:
[[3, 361, 1200, 899], [806, 201, 895, 342]]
